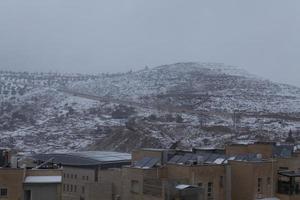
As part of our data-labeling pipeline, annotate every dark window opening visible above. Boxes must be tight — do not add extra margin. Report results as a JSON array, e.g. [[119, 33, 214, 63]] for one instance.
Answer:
[[0, 188, 8, 197], [207, 182, 213, 200], [257, 178, 262, 193], [24, 190, 31, 200]]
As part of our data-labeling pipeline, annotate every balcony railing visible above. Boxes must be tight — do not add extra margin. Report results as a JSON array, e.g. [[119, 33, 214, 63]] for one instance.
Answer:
[[277, 180, 300, 195]]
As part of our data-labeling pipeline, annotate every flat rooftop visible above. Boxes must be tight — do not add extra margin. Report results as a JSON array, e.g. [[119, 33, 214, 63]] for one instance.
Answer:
[[278, 171, 300, 177]]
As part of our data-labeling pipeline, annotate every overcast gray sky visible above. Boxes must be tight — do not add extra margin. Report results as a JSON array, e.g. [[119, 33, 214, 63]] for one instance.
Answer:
[[0, 0, 299, 86]]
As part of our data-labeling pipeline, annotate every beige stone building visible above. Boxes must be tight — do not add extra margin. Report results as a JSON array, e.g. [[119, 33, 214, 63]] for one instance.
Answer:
[[123, 142, 300, 200], [0, 149, 63, 200], [0, 168, 63, 200], [33, 151, 131, 200], [24, 142, 300, 200]]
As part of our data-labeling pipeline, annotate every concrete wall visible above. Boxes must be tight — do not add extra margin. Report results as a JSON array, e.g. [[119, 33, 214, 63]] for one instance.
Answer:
[[85, 182, 112, 200], [26, 169, 62, 176], [0, 169, 23, 200], [122, 167, 164, 200], [62, 166, 128, 200], [225, 143, 274, 159], [98, 168, 123, 199], [166, 164, 226, 200], [230, 160, 277, 200], [24, 183, 62, 200], [277, 156, 300, 171], [132, 149, 165, 163], [62, 166, 96, 200]]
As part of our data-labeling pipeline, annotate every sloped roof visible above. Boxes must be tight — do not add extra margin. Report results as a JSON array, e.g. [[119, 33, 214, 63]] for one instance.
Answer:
[[33, 151, 131, 167], [134, 157, 160, 169]]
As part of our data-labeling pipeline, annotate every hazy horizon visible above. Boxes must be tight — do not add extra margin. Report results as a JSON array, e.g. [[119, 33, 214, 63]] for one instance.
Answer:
[[0, 0, 299, 86]]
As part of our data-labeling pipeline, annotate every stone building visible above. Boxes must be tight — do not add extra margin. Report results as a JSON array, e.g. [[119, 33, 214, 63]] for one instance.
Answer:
[[123, 142, 300, 200], [33, 151, 131, 200], [0, 168, 62, 200], [0, 148, 63, 200], [22, 142, 300, 200]]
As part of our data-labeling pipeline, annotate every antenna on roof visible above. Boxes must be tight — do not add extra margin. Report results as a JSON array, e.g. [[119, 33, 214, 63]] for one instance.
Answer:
[[35, 157, 55, 169]]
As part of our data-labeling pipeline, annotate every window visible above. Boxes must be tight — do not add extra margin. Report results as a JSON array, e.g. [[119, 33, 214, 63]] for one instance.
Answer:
[[267, 177, 271, 185], [82, 186, 85, 194], [86, 176, 89, 181], [82, 176, 85, 180], [75, 174, 77, 179], [220, 176, 224, 188], [197, 182, 203, 187], [257, 178, 262, 193], [24, 190, 31, 200], [0, 188, 7, 197], [131, 180, 140, 194], [74, 185, 77, 192], [207, 182, 213, 199], [71, 174, 73, 179], [67, 173, 69, 178], [67, 184, 69, 192], [63, 184, 66, 192], [70, 185, 73, 192]]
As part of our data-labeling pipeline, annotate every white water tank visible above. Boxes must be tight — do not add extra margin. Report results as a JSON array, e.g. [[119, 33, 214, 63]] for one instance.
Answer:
[[10, 156, 18, 168], [197, 156, 204, 164]]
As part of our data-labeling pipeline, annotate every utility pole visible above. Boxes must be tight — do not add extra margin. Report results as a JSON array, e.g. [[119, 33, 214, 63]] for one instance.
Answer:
[[232, 110, 237, 142]]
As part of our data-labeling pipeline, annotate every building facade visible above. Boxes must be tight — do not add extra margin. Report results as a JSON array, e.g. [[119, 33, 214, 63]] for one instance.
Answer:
[[2, 142, 300, 200]]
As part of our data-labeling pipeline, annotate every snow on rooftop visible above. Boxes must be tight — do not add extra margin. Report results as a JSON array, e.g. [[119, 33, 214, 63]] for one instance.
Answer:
[[214, 158, 225, 164], [175, 184, 196, 190], [24, 176, 62, 184]]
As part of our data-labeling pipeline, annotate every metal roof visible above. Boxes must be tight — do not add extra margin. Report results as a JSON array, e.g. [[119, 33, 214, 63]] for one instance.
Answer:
[[33, 151, 131, 167], [278, 171, 300, 177], [24, 176, 62, 184], [167, 152, 262, 165], [134, 157, 160, 169]]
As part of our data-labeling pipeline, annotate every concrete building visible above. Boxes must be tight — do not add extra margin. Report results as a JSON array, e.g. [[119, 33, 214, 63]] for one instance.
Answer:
[[0, 149, 63, 200], [2, 142, 300, 200], [124, 142, 300, 200], [33, 151, 131, 200], [229, 160, 277, 200], [0, 168, 62, 200]]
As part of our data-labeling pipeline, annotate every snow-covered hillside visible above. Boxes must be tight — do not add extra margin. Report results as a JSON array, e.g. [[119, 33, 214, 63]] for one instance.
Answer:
[[70, 62, 300, 113], [0, 63, 300, 153]]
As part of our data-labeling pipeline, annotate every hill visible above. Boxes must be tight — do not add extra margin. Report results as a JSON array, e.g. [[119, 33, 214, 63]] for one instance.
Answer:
[[0, 63, 300, 153]]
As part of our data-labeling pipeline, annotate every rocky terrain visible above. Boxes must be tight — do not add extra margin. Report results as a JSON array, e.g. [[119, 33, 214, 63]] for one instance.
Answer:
[[0, 63, 300, 153]]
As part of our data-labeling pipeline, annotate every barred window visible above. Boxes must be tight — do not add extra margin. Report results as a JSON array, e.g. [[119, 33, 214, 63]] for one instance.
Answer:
[[0, 188, 7, 197], [207, 182, 213, 199]]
